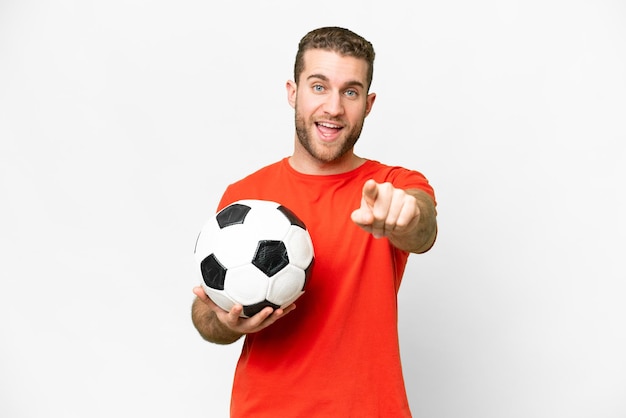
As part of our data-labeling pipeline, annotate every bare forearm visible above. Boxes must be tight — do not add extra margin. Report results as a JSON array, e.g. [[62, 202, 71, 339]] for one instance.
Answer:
[[389, 189, 437, 254], [191, 297, 243, 345]]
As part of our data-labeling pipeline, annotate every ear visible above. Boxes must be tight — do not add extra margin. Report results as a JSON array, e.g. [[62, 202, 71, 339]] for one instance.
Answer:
[[286, 80, 297, 109], [364, 92, 376, 117]]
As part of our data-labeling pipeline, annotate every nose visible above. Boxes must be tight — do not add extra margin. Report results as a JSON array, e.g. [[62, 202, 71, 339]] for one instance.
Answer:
[[322, 91, 344, 116]]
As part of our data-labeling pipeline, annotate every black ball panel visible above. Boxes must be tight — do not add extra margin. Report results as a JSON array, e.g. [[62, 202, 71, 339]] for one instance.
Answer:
[[200, 254, 227, 290], [303, 258, 314, 289], [252, 240, 289, 277], [216, 204, 252, 228], [277, 205, 306, 230], [243, 300, 280, 317]]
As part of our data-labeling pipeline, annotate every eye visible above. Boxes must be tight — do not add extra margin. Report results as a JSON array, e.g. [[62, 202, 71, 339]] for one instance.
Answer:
[[345, 89, 358, 98], [313, 84, 325, 93]]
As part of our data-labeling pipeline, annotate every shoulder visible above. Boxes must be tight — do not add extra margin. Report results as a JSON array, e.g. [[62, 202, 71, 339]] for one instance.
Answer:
[[225, 159, 289, 192], [218, 159, 289, 209], [235, 159, 286, 182], [360, 160, 436, 202], [363, 159, 432, 184]]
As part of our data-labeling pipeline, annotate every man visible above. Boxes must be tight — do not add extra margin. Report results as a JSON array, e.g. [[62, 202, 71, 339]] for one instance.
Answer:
[[192, 26, 437, 417]]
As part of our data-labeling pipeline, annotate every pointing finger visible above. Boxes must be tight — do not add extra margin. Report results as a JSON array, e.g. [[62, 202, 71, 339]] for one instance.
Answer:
[[362, 179, 378, 207]]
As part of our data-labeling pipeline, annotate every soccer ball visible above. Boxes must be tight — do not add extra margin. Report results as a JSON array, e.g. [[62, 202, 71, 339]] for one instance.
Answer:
[[194, 199, 315, 318]]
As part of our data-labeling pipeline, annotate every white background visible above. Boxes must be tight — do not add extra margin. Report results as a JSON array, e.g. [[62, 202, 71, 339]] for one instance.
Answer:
[[1, 1, 624, 417]]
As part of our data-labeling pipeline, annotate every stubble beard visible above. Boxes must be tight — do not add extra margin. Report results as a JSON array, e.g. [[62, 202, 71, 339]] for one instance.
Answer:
[[294, 107, 365, 164]]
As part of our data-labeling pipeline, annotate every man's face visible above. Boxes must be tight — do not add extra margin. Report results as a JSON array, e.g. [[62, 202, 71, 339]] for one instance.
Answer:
[[287, 49, 376, 165]]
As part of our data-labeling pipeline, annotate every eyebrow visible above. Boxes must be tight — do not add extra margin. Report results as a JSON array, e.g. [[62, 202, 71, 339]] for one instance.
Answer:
[[306, 74, 365, 90]]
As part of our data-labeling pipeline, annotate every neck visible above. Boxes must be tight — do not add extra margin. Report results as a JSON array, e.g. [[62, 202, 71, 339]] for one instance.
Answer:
[[289, 149, 365, 176]]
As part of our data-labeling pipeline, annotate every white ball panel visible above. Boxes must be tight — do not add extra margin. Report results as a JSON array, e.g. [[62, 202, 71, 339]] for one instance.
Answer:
[[203, 287, 236, 313], [193, 217, 221, 264], [212, 224, 259, 267], [239, 203, 291, 240], [283, 226, 315, 269], [278, 290, 305, 309], [266, 265, 306, 305], [225, 264, 269, 305]]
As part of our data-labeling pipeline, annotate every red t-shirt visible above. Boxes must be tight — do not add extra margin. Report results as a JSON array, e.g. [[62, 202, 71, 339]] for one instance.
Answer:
[[217, 158, 435, 417]]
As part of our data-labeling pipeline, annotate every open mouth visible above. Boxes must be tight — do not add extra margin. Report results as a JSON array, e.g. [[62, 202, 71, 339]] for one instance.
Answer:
[[315, 122, 343, 140]]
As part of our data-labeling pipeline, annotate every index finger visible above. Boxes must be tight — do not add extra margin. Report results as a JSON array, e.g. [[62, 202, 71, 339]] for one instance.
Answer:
[[362, 179, 378, 207], [193, 286, 211, 303]]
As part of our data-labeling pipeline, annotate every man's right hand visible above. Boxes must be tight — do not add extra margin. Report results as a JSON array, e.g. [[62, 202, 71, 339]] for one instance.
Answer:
[[192, 286, 296, 343]]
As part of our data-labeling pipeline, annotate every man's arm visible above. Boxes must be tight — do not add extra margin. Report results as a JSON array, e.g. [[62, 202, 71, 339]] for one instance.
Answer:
[[191, 287, 296, 344], [191, 292, 244, 344], [351, 180, 438, 253]]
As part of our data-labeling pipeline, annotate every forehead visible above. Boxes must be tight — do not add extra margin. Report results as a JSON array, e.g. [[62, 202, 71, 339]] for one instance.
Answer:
[[300, 49, 369, 86]]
